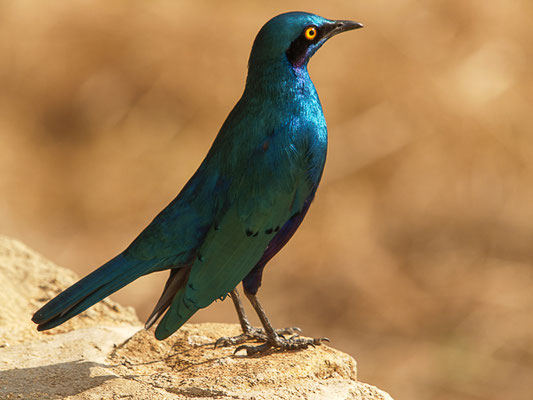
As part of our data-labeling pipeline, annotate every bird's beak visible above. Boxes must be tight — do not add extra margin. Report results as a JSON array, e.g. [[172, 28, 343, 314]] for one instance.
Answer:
[[323, 20, 363, 40]]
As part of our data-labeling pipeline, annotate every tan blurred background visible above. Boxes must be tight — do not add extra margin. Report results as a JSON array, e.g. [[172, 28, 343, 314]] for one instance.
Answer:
[[2, 0, 533, 398]]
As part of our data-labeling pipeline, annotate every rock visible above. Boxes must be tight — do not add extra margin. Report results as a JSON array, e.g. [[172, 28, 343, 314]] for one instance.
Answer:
[[0, 236, 394, 399]]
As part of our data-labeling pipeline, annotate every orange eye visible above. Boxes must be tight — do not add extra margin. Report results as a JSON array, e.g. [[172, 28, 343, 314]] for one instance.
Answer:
[[304, 26, 317, 40]]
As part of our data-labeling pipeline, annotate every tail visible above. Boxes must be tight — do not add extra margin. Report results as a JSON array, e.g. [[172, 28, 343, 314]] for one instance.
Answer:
[[154, 287, 198, 340], [32, 253, 151, 331]]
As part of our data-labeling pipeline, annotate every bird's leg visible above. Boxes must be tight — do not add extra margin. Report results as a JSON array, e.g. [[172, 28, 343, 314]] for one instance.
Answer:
[[230, 288, 254, 334], [235, 292, 329, 356], [232, 289, 301, 336], [215, 289, 301, 348], [215, 289, 262, 348]]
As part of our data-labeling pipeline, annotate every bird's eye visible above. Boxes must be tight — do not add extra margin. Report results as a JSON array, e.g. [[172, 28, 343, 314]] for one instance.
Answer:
[[304, 26, 317, 41]]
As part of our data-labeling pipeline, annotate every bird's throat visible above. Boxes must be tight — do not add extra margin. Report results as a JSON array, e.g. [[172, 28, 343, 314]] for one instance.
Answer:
[[245, 57, 314, 100]]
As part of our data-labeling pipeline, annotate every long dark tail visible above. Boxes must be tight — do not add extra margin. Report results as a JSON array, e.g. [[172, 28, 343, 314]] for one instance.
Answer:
[[32, 254, 151, 331]]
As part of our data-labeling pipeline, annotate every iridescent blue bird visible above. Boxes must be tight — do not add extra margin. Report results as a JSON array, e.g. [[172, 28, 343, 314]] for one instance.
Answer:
[[32, 11, 363, 355]]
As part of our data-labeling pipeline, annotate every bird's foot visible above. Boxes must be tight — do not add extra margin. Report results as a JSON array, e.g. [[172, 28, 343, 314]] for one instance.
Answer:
[[214, 326, 301, 349], [234, 334, 329, 356]]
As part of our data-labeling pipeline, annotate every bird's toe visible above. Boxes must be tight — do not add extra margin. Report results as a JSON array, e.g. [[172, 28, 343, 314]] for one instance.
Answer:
[[232, 334, 329, 356]]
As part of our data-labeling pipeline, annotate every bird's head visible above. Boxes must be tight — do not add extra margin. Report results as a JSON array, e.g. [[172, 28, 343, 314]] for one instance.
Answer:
[[249, 11, 363, 70]]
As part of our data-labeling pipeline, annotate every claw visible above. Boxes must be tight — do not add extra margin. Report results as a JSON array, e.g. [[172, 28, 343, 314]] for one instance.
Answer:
[[214, 326, 299, 349], [214, 333, 253, 349], [232, 335, 329, 356], [214, 324, 328, 356], [234, 345, 247, 355]]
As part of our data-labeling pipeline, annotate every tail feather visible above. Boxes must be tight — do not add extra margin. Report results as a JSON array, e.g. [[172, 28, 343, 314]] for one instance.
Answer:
[[154, 287, 198, 340], [144, 267, 190, 330], [32, 254, 151, 330]]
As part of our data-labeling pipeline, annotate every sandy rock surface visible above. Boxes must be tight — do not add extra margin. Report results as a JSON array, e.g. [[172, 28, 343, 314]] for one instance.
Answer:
[[0, 236, 139, 346], [0, 236, 393, 399]]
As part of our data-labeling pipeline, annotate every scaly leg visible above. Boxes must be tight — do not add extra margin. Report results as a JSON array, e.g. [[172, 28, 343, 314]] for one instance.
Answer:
[[234, 292, 329, 356], [215, 288, 301, 348]]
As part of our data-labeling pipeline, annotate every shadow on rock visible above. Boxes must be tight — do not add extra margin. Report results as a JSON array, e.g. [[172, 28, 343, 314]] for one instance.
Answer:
[[0, 360, 116, 399]]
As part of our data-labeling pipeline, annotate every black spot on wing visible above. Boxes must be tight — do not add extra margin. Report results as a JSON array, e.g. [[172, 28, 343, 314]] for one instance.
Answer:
[[246, 227, 276, 237]]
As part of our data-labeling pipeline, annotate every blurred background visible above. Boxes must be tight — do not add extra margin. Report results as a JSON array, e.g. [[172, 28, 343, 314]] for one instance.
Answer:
[[1, 0, 532, 398]]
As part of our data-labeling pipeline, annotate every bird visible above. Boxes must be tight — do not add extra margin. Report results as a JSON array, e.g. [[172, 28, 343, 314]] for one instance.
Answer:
[[32, 11, 363, 355]]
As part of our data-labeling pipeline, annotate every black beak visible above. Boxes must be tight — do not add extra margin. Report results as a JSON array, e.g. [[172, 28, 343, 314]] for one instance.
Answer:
[[323, 20, 363, 40]]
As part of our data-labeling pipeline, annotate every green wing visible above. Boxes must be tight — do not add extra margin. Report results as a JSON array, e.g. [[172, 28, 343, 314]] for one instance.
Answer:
[[154, 138, 313, 339]]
